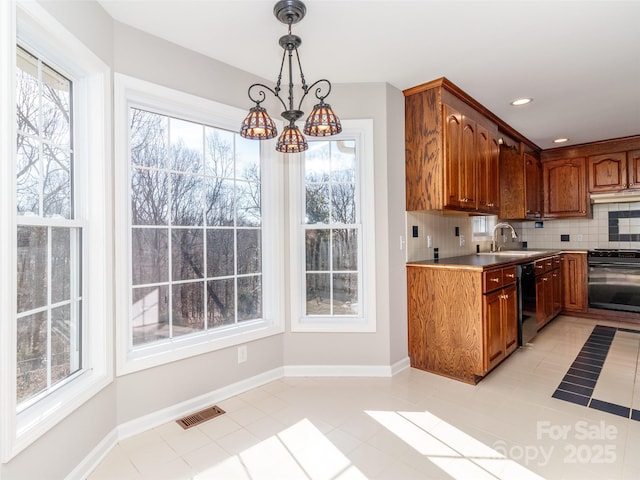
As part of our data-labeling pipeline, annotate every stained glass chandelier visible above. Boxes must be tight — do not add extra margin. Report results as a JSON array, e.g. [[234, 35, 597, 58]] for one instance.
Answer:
[[240, 0, 342, 153]]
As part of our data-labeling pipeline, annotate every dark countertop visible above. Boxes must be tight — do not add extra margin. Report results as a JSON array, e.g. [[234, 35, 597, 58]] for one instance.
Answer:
[[407, 249, 566, 270]]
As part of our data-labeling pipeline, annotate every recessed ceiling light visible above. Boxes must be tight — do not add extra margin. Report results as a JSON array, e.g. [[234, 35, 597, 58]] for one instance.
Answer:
[[510, 98, 533, 106], [553, 138, 569, 144]]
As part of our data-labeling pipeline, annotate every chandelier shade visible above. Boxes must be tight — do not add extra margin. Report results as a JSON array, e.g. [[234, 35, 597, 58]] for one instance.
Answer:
[[303, 101, 342, 137], [240, 105, 277, 140], [240, 0, 341, 153], [276, 123, 308, 153]]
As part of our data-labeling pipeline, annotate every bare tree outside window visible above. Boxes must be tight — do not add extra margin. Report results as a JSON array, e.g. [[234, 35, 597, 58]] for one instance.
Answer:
[[304, 140, 360, 317], [15, 46, 81, 405], [129, 108, 262, 347]]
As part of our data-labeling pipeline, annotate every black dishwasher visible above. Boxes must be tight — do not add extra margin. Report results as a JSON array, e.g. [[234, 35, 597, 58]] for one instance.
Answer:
[[519, 263, 537, 345]]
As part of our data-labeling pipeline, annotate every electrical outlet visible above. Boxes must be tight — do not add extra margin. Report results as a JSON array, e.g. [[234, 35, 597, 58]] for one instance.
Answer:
[[427, 235, 433, 248], [459, 234, 465, 247], [238, 345, 247, 363], [577, 234, 583, 242], [412, 225, 419, 237]]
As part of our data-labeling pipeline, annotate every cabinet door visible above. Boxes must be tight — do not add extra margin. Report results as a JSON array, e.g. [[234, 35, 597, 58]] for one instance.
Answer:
[[629, 150, 640, 189], [543, 157, 589, 218], [502, 283, 518, 355], [524, 153, 542, 218], [562, 253, 588, 312], [535, 274, 549, 328], [552, 268, 562, 316], [499, 146, 525, 219], [484, 290, 504, 371], [588, 152, 627, 192], [443, 105, 463, 209], [460, 116, 477, 208], [477, 126, 500, 214]]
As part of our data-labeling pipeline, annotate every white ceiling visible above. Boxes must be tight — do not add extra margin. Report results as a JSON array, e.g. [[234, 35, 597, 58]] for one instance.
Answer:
[[97, 0, 640, 150]]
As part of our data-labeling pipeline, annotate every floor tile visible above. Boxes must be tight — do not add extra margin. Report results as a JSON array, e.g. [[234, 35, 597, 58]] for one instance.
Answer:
[[88, 316, 640, 480]]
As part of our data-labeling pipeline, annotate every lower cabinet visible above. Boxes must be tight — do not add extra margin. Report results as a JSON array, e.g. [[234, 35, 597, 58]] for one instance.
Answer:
[[484, 282, 518, 372], [561, 252, 588, 312], [407, 264, 518, 384], [534, 256, 562, 329]]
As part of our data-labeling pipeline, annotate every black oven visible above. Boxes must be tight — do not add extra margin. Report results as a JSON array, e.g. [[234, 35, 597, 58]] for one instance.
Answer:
[[588, 249, 640, 313]]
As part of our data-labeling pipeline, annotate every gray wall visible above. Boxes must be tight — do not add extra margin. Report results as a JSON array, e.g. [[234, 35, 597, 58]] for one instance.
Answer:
[[1, 1, 408, 478]]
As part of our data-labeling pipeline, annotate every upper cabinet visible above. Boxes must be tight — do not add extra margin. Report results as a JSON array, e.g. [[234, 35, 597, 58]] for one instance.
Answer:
[[498, 145, 541, 220], [478, 125, 501, 215], [543, 136, 640, 213], [524, 153, 542, 218], [542, 157, 589, 218], [405, 78, 506, 213], [630, 150, 640, 188], [588, 150, 640, 192]]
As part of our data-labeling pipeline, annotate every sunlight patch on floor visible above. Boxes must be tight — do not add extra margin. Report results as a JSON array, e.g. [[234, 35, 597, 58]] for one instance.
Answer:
[[366, 409, 545, 480], [194, 418, 366, 479]]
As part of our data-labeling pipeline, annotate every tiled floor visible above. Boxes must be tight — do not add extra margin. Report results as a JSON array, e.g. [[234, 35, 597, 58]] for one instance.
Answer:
[[89, 315, 640, 479]]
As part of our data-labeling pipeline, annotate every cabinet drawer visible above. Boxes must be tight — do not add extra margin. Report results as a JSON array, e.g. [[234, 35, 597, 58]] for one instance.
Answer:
[[502, 266, 517, 285], [535, 257, 555, 274], [483, 269, 503, 292]]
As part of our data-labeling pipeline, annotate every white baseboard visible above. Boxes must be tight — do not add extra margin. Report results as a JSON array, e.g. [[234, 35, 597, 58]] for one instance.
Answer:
[[73, 360, 410, 479], [283, 357, 410, 377], [117, 367, 284, 441], [66, 428, 118, 480]]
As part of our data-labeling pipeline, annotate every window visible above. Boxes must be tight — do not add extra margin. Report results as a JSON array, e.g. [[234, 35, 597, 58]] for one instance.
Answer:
[[1, 1, 111, 461], [290, 120, 376, 332], [115, 75, 284, 374], [472, 215, 496, 241], [15, 46, 82, 407], [303, 141, 360, 317]]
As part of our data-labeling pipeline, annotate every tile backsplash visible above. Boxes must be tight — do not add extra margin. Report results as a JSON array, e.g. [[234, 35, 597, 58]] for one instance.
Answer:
[[406, 202, 640, 262]]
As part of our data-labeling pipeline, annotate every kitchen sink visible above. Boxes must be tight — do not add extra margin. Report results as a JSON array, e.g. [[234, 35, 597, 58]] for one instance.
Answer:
[[477, 250, 548, 257]]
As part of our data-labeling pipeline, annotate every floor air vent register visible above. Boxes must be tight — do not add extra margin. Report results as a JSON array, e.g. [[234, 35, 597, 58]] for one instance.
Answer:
[[176, 405, 226, 430]]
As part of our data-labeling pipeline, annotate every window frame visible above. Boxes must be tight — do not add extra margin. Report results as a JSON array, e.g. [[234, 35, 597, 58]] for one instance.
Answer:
[[289, 120, 376, 332], [114, 74, 285, 376], [1, 1, 112, 462]]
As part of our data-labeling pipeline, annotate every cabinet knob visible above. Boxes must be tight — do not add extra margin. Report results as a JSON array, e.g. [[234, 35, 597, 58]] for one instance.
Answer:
[[491, 278, 500, 283], [543, 277, 549, 282], [506, 273, 515, 278]]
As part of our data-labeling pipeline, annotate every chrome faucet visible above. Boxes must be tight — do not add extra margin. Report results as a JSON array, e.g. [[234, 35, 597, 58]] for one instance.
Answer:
[[492, 222, 518, 252]]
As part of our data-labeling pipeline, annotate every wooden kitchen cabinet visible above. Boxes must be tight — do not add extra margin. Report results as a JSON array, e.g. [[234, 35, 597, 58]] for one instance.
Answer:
[[543, 136, 640, 206], [534, 256, 562, 329], [629, 150, 640, 188], [443, 104, 478, 209], [404, 78, 500, 213], [484, 282, 518, 372], [524, 153, 542, 218], [498, 146, 541, 220], [407, 264, 517, 384], [542, 157, 589, 218], [588, 152, 628, 192], [477, 125, 500, 214], [561, 252, 588, 312], [588, 150, 640, 192]]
